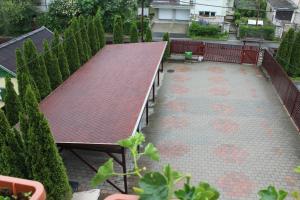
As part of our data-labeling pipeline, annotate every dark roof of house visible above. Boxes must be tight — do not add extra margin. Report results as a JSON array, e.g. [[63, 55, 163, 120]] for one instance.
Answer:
[[268, 0, 297, 10], [0, 26, 53, 76], [40, 42, 166, 146]]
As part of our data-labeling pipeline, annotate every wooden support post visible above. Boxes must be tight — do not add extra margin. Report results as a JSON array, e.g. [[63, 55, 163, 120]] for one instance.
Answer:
[[157, 70, 160, 86], [146, 101, 149, 125], [152, 84, 155, 102]]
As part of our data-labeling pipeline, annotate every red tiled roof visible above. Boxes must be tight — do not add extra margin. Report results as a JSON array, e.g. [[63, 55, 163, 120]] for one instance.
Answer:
[[40, 42, 166, 145]]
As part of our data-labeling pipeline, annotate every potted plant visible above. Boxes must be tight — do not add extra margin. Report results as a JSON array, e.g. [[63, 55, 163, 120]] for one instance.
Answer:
[[0, 175, 46, 200]]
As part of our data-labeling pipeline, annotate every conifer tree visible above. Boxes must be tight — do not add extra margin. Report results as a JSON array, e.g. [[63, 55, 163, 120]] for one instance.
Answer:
[[130, 22, 139, 43], [24, 87, 72, 200], [113, 15, 124, 44], [23, 39, 51, 99], [94, 11, 106, 48], [4, 77, 22, 126], [16, 49, 40, 104], [289, 31, 300, 77], [163, 32, 170, 61], [87, 17, 99, 55], [51, 30, 60, 57], [71, 18, 86, 64], [64, 28, 80, 74], [0, 110, 26, 178], [145, 27, 152, 42], [43, 41, 63, 90], [276, 28, 295, 71], [79, 16, 92, 60], [57, 42, 70, 80], [93, 17, 101, 51]]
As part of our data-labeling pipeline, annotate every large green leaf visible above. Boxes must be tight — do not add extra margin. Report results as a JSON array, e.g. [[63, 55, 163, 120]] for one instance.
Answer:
[[138, 172, 169, 200], [258, 186, 288, 200], [163, 164, 184, 184], [144, 143, 160, 161], [175, 182, 220, 200], [91, 159, 114, 187], [118, 132, 145, 149], [294, 166, 300, 174]]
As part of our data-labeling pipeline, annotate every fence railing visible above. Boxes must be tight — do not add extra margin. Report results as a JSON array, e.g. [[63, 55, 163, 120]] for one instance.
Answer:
[[170, 40, 259, 64], [262, 50, 300, 130]]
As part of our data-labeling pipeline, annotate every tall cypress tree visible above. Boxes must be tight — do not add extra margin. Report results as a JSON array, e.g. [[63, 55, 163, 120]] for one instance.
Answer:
[[4, 77, 22, 126], [145, 27, 152, 42], [94, 11, 106, 48], [79, 16, 92, 60], [16, 48, 40, 104], [130, 22, 139, 43], [87, 17, 99, 55], [71, 18, 86, 64], [24, 87, 72, 200], [23, 39, 51, 99], [64, 28, 80, 74], [113, 15, 124, 44], [0, 110, 26, 178], [51, 30, 60, 57], [93, 17, 101, 51], [57, 42, 70, 80], [289, 31, 300, 77], [43, 41, 63, 90], [163, 32, 170, 61], [276, 28, 295, 71]]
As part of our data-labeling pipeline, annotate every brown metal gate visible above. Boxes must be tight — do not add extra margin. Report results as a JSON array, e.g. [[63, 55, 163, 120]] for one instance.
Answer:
[[170, 40, 259, 65], [204, 43, 242, 63]]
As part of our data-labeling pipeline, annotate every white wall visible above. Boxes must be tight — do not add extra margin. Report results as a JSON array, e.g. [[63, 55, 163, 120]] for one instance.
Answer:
[[191, 0, 228, 16]]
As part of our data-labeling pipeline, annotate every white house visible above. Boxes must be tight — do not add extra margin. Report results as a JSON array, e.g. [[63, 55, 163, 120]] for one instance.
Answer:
[[151, 0, 234, 23]]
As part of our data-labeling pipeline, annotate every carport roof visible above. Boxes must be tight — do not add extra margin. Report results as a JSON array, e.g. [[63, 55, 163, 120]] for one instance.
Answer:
[[40, 42, 166, 146], [268, 0, 297, 10]]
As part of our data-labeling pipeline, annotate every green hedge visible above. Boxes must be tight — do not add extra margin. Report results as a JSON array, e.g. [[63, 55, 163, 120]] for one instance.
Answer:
[[189, 22, 220, 36], [239, 25, 275, 40]]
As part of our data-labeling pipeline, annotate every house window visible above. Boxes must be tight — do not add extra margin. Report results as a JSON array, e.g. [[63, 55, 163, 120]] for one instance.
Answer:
[[199, 11, 216, 17]]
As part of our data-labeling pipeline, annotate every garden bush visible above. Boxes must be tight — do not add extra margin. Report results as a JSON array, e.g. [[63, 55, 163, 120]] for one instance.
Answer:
[[239, 25, 275, 40], [189, 22, 220, 36]]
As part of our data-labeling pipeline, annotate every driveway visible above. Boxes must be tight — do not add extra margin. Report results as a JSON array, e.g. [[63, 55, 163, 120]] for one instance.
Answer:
[[141, 61, 300, 200]]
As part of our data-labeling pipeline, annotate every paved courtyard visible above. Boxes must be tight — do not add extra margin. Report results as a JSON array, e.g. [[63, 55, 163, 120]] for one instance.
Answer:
[[141, 62, 300, 200], [63, 61, 300, 199]]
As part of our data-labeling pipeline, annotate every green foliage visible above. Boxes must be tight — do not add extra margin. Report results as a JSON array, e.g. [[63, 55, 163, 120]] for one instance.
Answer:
[[38, 0, 78, 32], [91, 132, 219, 200], [94, 11, 106, 48], [276, 28, 295, 71], [239, 25, 275, 40], [15, 48, 40, 105], [4, 77, 22, 126], [0, 110, 26, 178], [64, 28, 80, 74], [71, 18, 86, 64], [87, 17, 99, 55], [51, 30, 60, 57], [79, 16, 92, 59], [24, 87, 72, 200], [57, 42, 70, 81], [175, 182, 220, 200], [130, 22, 139, 43], [163, 32, 170, 61], [23, 39, 51, 99], [288, 31, 300, 77], [145, 27, 152, 42], [43, 41, 63, 90], [0, 0, 36, 36], [113, 15, 124, 44], [236, 0, 267, 18], [258, 186, 288, 200], [189, 22, 220, 36]]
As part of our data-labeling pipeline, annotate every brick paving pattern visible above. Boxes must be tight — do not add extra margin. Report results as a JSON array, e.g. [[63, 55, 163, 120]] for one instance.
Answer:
[[141, 62, 300, 200], [62, 61, 300, 200]]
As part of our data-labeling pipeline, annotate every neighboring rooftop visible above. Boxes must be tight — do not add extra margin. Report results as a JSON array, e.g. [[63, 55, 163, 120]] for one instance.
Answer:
[[267, 0, 297, 10], [40, 42, 166, 146], [0, 26, 53, 76]]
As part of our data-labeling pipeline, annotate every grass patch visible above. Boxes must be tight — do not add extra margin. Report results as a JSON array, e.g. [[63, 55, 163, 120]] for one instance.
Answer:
[[190, 34, 229, 41]]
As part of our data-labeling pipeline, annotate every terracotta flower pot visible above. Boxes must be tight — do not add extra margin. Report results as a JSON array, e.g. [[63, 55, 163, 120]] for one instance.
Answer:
[[104, 194, 139, 200], [0, 175, 46, 200]]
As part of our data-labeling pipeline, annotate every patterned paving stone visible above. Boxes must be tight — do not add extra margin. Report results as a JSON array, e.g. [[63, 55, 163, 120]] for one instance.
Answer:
[[62, 61, 300, 200]]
